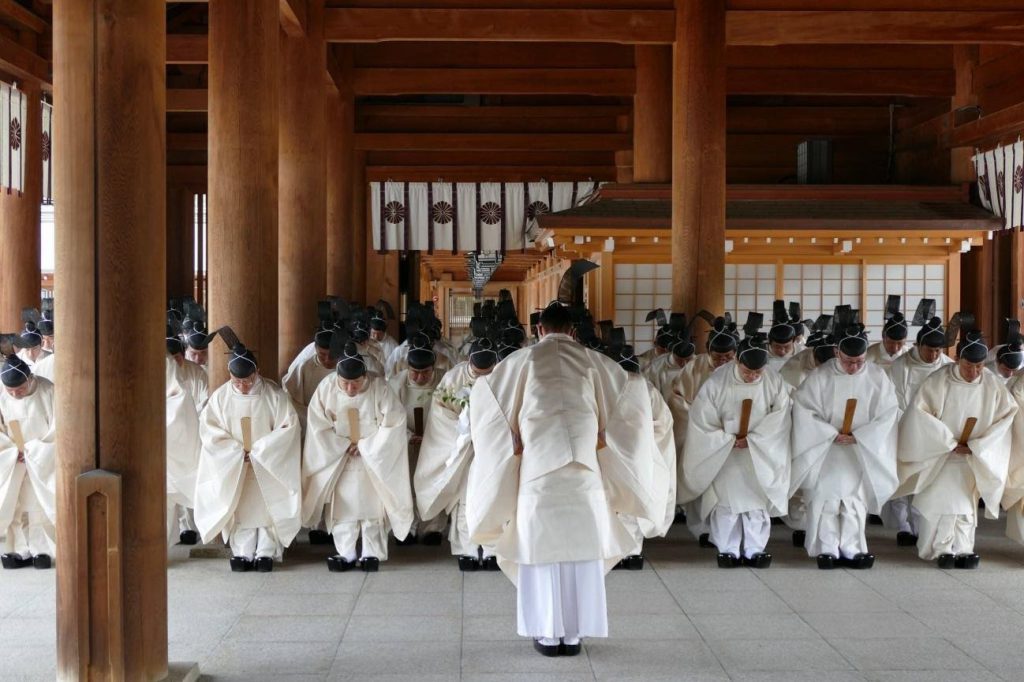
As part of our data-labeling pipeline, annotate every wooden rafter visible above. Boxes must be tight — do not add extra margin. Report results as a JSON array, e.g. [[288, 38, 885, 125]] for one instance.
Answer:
[[353, 68, 635, 96]]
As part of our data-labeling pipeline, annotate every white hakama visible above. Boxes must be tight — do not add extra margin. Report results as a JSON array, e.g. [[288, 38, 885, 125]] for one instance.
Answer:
[[517, 560, 607, 643]]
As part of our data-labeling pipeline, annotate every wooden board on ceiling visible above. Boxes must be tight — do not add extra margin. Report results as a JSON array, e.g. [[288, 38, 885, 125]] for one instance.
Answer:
[[421, 251, 551, 282]]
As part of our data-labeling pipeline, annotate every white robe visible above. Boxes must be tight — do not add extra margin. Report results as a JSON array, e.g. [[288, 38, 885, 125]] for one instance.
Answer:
[[374, 333, 399, 364], [780, 348, 817, 389], [638, 347, 668, 373], [1003, 374, 1024, 542], [0, 378, 56, 556], [166, 358, 201, 538], [683, 363, 792, 521], [302, 375, 414, 540], [791, 359, 899, 556], [177, 357, 209, 411], [766, 349, 795, 375], [866, 341, 909, 369], [985, 361, 1016, 385], [897, 365, 1016, 557], [194, 377, 303, 557], [32, 353, 55, 382], [645, 352, 687, 404], [281, 353, 333, 432], [385, 340, 453, 379], [15, 348, 50, 369], [886, 347, 954, 412], [288, 341, 384, 381], [466, 333, 660, 585], [668, 354, 720, 505]]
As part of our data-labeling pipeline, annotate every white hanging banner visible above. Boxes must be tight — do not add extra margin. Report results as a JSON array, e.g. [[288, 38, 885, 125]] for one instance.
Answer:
[[973, 140, 1024, 230], [41, 100, 52, 204], [371, 180, 599, 252], [0, 82, 27, 195]]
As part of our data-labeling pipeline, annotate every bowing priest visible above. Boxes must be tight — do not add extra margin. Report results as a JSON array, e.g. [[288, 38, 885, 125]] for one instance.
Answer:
[[185, 321, 213, 371], [779, 318, 833, 390], [0, 353, 55, 570], [369, 303, 399, 363], [303, 343, 413, 572], [897, 326, 1016, 568], [684, 333, 791, 568], [194, 336, 303, 572], [866, 297, 910, 369], [415, 338, 502, 571], [168, 330, 209, 411], [166, 354, 201, 546], [643, 313, 693, 400], [637, 310, 673, 371], [669, 315, 738, 545], [766, 301, 798, 373], [466, 301, 659, 657], [32, 319, 55, 382], [791, 312, 899, 569], [389, 342, 447, 545], [988, 340, 1023, 384], [15, 322, 48, 368], [282, 327, 338, 433], [613, 345, 676, 570], [884, 311, 954, 545]]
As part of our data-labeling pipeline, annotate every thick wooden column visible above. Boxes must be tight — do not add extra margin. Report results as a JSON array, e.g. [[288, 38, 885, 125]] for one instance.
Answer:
[[672, 0, 726, 317], [279, 0, 326, 372], [0, 80, 42, 329], [166, 185, 196, 299], [209, 0, 279, 387], [326, 62, 354, 297], [352, 150, 369, 304], [53, 1, 167, 679], [634, 46, 672, 183]]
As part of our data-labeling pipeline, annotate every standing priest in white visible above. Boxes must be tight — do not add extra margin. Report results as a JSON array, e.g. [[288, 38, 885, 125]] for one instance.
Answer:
[[684, 334, 791, 569], [897, 329, 1016, 568], [791, 318, 899, 569], [467, 302, 659, 657], [195, 340, 303, 573], [166, 354, 201, 546], [0, 355, 55, 570], [303, 343, 413, 572]]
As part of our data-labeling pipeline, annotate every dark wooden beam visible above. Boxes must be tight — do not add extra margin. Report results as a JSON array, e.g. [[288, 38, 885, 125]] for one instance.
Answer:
[[324, 8, 676, 43], [367, 166, 616, 182], [0, 0, 48, 33], [279, 0, 307, 37], [167, 88, 208, 112], [728, 67, 953, 97], [950, 100, 1024, 148], [166, 34, 208, 63], [0, 33, 49, 84], [353, 67, 635, 96], [727, 11, 1024, 46], [358, 104, 630, 119], [352, 41, 634, 68], [355, 132, 631, 152]]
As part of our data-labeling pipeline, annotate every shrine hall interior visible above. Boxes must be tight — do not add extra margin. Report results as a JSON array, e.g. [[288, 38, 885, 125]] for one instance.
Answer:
[[2, 1, 1024, 679]]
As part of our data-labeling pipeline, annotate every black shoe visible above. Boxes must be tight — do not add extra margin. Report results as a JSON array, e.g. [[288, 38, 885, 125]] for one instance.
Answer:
[[1, 553, 32, 569], [816, 554, 836, 570], [626, 555, 645, 571], [744, 553, 772, 569], [254, 557, 273, 573], [458, 555, 480, 572], [896, 531, 918, 547], [421, 532, 444, 546], [792, 530, 806, 547], [868, 514, 884, 526], [32, 554, 52, 570], [612, 559, 627, 571], [395, 534, 418, 546], [179, 530, 198, 546], [533, 639, 560, 657], [559, 640, 582, 656], [673, 506, 686, 524], [937, 554, 957, 569], [847, 553, 875, 570], [480, 556, 500, 571], [699, 533, 715, 548], [360, 557, 380, 572], [955, 553, 981, 569], [308, 530, 332, 545], [717, 552, 740, 568], [229, 556, 253, 573], [326, 555, 355, 573]]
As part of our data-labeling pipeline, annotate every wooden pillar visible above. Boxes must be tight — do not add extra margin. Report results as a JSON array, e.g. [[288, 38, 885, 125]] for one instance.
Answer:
[[166, 185, 195, 299], [0, 80, 42, 329], [279, 0, 326, 372], [950, 46, 979, 185], [209, 0, 279, 387], [672, 0, 726, 318], [352, 150, 369, 304], [634, 46, 672, 183], [54, 1, 167, 679], [326, 55, 354, 297]]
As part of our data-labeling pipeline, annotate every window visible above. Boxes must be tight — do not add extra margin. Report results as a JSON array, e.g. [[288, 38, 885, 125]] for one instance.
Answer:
[[614, 263, 673, 353], [725, 263, 776, 324], [864, 263, 945, 341]]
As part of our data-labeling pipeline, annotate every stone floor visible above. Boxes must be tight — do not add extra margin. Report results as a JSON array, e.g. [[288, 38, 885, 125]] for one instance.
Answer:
[[4, 518, 1024, 681]]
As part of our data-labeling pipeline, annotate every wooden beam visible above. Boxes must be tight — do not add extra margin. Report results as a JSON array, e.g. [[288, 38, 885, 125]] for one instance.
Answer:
[[728, 67, 953, 97], [950, 100, 1024, 148], [727, 11, 1024, 46], [167, 132, 207, 150], [0, 0, 48, 33], [166, 33, 207, 63], [727, 44, 952, 70], [324, 8, 675, 44], [167, 88, 207, 111], [355, 132, 630, 152], [0, 33, 48, 83], [279, 0, 307, 37], [366, 166, 615, 182], [359, 104, 629, 119], [352, 41, 634, 68], [353, 67, 635, 96]]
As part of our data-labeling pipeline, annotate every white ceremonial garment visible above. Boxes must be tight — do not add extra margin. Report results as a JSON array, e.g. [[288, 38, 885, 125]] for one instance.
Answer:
[[177, 357, 209, 411], [390, 368, 446, 536], [866, 341, 909, 369], [374, 334, 399, 365], [15, 348, 49, 369], [1002, 374, 1024, 543], [985, 361, 1016, 385], [638, 347, 667, 373], [791, 359, 899, 558], [31, 353, 54, 382], [194, 377, 303, 559], [166, 357, 201, 544], [281, 353, 333, 432], [668, 354, 720, 537], [897, 365, 1016, 559], [779, 348, 817, 390], [517, 560, 608, 641], [358, 339, 386, 371], [0, 378, 56, 559], [645, 352, 687, 404], [467, 333, 659, 582], [622, 380, 677, 555], [285, 342, 318, 379], [302, 375, 413, 560], [385, 340, 452, 379], [766, 349, 794, 375]]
